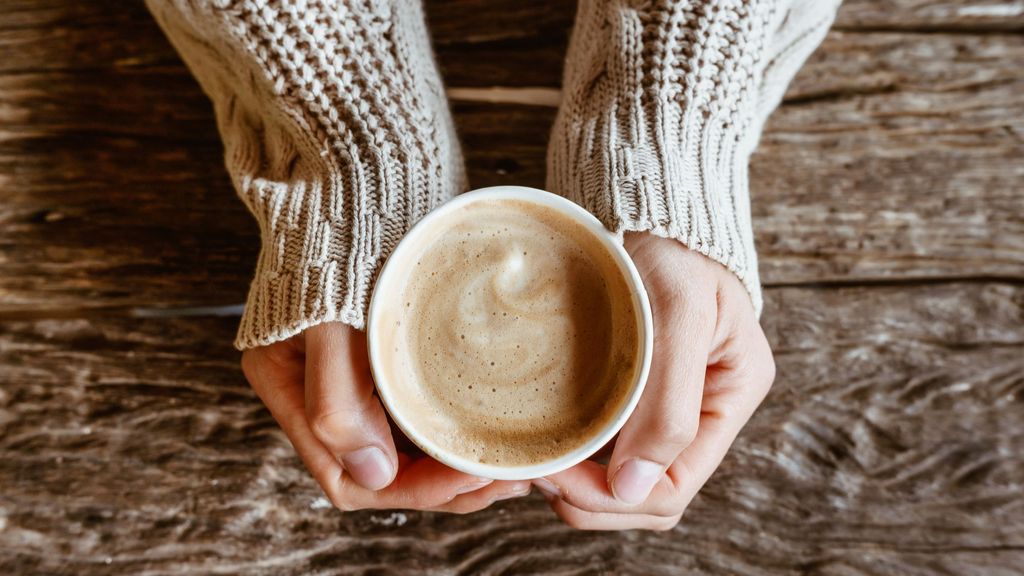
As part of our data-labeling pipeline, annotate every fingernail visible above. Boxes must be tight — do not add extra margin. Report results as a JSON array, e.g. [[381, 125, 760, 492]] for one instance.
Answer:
[[456, 478, 494, 495], [341, 447, 394, 491], [532, 478, 561, 500], [491, 485, 531, 503], [612, 458, 663, 504]]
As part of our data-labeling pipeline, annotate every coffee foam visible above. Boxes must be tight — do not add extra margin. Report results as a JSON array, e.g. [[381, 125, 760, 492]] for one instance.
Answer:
[[378, 199, 639, 467]]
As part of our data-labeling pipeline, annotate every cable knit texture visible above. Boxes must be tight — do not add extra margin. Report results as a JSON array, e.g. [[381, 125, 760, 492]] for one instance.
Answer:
[[147, 0, 466, 349], [149, 0, 839, 348], [547, 0, 840, 314]]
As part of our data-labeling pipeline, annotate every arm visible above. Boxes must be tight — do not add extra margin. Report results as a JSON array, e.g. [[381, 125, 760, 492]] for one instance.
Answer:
[[541, 0, 841, 530], [148, 0, 528, 509], [147, 0, 465, 349], [549, 0, 841, 314]]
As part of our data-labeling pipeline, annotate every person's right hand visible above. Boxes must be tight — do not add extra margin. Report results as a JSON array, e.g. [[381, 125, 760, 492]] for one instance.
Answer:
[[241, 322, 531, 512]]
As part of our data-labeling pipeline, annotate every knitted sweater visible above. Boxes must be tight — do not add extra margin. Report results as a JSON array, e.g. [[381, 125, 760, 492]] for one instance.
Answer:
[[147, 0, 840, 350]]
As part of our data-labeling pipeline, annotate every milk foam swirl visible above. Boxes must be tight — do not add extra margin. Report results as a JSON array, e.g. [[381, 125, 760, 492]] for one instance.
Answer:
[[395, 200, 639, 466]]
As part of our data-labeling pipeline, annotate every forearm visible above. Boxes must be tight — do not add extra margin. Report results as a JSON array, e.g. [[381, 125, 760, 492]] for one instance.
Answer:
[[548, 0, 841, 314], [147, 0, 465, 348]]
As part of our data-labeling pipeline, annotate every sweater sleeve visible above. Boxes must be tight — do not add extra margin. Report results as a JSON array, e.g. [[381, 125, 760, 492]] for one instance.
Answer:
[[547, 0, 841, 315], [146, 0, 466, 349]]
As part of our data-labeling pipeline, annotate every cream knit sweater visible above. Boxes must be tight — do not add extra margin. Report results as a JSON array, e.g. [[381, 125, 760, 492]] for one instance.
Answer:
[[147, 0, 840, 350]]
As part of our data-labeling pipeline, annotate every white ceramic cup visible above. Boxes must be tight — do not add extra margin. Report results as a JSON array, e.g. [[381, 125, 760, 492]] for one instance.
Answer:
[[366, 186, 654, 480]]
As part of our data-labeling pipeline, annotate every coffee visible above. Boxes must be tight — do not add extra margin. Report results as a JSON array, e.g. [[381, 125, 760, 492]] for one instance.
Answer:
[[376, 199, 640, 467]]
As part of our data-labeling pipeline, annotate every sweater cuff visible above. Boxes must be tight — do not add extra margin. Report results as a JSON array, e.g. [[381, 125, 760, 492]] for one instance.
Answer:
[[233, 174, 381, 351], [548, 108, 763, 315], [229, 115, 463, 350]]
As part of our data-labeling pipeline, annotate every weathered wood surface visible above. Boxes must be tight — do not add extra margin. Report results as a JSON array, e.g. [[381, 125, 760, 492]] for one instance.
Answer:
[[2, 1, 1022, 311], [1, 0, 1022, 574], [3, 284, 1022, 574]]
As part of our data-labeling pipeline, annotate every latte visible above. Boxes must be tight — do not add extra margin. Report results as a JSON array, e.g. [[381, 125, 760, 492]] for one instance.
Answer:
[[375, 199, 641, 467]]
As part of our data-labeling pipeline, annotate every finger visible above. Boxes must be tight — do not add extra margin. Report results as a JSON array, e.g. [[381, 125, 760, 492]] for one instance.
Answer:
[[607, 278, 716, 505], [707, 272, 776, 394], [667, 317, 775, 511], [539, 460, 682, 517], [542, 302, 775, 519], [545, 495, 680, 531], [242, 347, 348, 503], [339, 456, 494, 511], [244, 349, 493, 511], [304, 322, 398, 491], [430, 481, 532, 514]]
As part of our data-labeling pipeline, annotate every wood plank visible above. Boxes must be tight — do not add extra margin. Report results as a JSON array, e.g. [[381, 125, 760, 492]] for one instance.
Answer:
[[0, 0, 571, 85], [0, 1, 180, 74], [834, 0, 1024, 32], [433, 0, 1024, 49], [0, 119, 260, 310], [3, 29, 1021, 310], [2, 1, 1020, 86], [756, 30, 1024, 284], [2, 283, 1021, 574]]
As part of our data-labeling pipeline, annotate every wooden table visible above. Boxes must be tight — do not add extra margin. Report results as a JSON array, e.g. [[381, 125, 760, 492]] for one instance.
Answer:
[[2, 1, 1022, 574]]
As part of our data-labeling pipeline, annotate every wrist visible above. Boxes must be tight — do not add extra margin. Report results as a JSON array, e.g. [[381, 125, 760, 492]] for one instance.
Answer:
[[624, 232, 758, 317]]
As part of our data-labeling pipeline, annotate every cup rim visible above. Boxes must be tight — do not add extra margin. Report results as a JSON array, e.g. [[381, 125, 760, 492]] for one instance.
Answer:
[[366, 185, 654, 480]]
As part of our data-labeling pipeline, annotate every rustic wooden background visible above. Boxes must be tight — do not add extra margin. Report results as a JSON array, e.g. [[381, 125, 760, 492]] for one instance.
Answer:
[[2, 0, 1023, 574]]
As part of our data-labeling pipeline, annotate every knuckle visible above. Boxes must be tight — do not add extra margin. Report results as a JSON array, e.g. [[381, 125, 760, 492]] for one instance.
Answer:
[[323, 486, 354, 512], [554, 490, 587, 512], [325, 475, 364, 512], [653, 277, 716, 321], [308, 393, 378, 443], [723, 327, 777, 398], [309, 408, 352, 443], [754, 321, 775, 364], [329, 494, 352, 512], [648, 483, 689, 519], [764, 354, 777, 388], [560, 510, 595, 531], [240, 352, 260, 383], [655, 416, 699, 448], [684, 296, 717, 328], [331, 496, 358, 513], [753, 332, 777, 395], [241, 346, 296, 389]]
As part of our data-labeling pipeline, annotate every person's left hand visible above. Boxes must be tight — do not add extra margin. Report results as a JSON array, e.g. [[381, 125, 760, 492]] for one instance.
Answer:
[[532, 232, 776, 530]]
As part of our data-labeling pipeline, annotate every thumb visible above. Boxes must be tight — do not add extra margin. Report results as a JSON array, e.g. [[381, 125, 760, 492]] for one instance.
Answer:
[[607, 284, 715, 505], [304, 322, 398, 491]]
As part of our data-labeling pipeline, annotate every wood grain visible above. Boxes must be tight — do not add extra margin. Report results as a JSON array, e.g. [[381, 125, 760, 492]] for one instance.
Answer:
[[4, 1, 1019, 86], [2, 284, 1021, 575], [832, 0, 1024, 32], [2, 25, 1022, 310], [1, 0, 1022, 574], [756, 30, 1024, 284]]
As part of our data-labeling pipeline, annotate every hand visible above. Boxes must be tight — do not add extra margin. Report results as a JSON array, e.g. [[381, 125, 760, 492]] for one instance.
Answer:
[[241, 322, 531, 512], [532, 233, 775, 530]]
